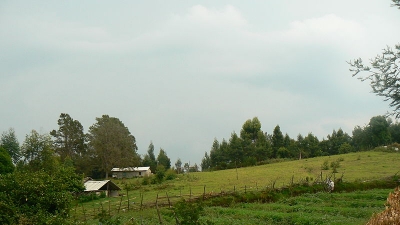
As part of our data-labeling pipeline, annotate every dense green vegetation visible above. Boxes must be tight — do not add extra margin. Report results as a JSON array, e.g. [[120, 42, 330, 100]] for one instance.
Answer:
[[2, 111, 400, 224], [1, 126, 400, 224], [202, 115, 400, 171], [72, 180, 398, 224]]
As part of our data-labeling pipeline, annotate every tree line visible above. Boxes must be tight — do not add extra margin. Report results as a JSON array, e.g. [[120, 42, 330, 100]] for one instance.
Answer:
[[200, 115, 400, 171], [0, 113, 177, 224], [0, 113, 176, 179]]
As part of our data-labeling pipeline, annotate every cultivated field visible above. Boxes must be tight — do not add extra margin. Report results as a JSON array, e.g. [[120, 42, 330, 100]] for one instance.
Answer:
[[72, 150, 400, 224]]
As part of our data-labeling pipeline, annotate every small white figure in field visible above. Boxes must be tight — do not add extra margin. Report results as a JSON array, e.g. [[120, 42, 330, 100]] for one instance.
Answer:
[[327, 179, 334, 193]]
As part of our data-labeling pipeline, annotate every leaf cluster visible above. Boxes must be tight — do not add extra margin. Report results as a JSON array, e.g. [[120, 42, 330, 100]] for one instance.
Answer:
[[349, 44, 400, 117], [0, 167, 84, 225]]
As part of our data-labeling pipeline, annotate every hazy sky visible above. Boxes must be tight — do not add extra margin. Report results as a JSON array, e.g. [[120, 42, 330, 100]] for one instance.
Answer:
[[1, 1, 400, 166]]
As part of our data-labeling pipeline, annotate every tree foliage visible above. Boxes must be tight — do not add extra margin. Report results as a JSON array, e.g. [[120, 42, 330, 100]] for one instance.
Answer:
[[349, 2, 400, 118], [351, 116, 393, 149], [157, 148, 171, 170], [204, 115, 398, 171], [271, 125, 284, 158], [20, 130, 59, 173], [50, 113, 86, 162], [87, 115, 139, 178], [142, 142, 157, 173], [0, 166, 83, 225], [349, 45, 400, 117], [175, 158, 183, 173], [1, 128, 21, 164], [0, 147, 14, 175], [392, 0, 400, 9], [200, 152, 211, 171]]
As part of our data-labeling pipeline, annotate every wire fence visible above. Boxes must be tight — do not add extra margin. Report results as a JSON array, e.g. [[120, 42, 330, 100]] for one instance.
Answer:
[[71, 172, 339, 222]]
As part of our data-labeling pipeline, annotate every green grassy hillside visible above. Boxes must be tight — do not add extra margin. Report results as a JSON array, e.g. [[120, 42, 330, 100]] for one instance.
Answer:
[[141, 151, 400, 196], [73, 150, 400, 224]]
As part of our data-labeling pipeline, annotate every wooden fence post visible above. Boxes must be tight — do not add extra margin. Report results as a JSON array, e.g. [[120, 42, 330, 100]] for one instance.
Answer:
[[140, 193, 143, 211], [81, 203, 87, 222], [118, 195, 123, 213], [108, 200, 111, 216], [127, 189, 130, 210], [203, 185, 206, 200], [156, 193, 163, 225]]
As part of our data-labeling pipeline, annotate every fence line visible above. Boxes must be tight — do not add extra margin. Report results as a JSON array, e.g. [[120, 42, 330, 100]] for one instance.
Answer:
[[72, 174, 336, 222]]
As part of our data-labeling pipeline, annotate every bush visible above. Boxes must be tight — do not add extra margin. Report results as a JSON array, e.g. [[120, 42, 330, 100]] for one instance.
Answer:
[[174, 199, 204, 225], [330, 160, 340, 173], [165, 169, 177, 180], [142, 175, 152, 185], [339, 143, 353, 154], [96, 209, 122, 225], [0, 167, 84, 225], [321, 160, 329, 170]]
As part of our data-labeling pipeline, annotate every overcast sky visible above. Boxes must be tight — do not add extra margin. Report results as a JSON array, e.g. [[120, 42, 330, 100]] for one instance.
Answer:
[[1, 1, 400, 166]]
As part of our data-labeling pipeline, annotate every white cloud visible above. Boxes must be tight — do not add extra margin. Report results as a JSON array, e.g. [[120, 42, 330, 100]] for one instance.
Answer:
[[186, 5, 247, 27], [0, 2, 397, 166], [288, 14, 363, 40]]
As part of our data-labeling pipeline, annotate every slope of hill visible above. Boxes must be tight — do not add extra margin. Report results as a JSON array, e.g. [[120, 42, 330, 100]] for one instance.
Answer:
[[173, 151, 400, 195], [73, 150, 400, 224]]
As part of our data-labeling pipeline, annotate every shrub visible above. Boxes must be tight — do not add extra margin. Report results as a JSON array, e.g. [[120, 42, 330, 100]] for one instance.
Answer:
[[96, 209, 122, 225], [330, 161, 340, 173], [338, 143, 353, 154], [165, 169, 177, 180], [78, 192, 104, 203], [0, 167, 84, 224], [321, 160, 329, 170], [174, 198, 204, 225]]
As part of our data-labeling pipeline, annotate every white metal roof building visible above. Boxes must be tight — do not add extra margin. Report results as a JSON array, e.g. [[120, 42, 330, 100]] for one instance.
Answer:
[[111, 167, 151, 172], [84, 180, 121, 197], [111, 166, 152, 178]]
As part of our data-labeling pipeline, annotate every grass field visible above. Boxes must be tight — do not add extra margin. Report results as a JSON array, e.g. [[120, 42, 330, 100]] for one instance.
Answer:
[[196, 189, 391, 225], [71, 150, 400, 224]]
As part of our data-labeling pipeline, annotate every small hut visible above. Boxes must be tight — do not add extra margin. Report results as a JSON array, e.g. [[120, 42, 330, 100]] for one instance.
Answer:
[[84, 180, 121, 197]]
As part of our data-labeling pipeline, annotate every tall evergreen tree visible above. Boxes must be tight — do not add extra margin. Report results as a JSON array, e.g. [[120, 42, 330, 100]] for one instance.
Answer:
[[157, 148, 171, 170], [50, 113, 86, 162], [200, 152, 211, 171], [271, 125, 284, 158], [209, 138, 220, 168], [240, 117, 267, 164], [327, 128, 352, 155], [175, 158, 183, 173], [229, 132, 243, 166], [367, 116, 391, 147], [142, 142, 157, 173], [303, 133, 320, 158], [1, 128, 21, 164]]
